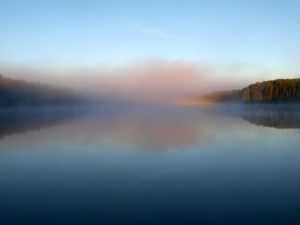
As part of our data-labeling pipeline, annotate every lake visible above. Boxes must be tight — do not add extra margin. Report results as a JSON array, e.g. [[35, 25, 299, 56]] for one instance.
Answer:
[[0, 104, 300, 225]]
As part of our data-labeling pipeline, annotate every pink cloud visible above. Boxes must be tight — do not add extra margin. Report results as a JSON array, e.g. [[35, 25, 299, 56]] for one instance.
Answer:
[[0, 59, 246, 102]]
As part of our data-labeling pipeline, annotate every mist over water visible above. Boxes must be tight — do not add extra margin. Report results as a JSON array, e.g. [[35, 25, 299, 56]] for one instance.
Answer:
[[2, 0, 300, 224], [1, 59, 248, 102], [1, 104, 300, 225]]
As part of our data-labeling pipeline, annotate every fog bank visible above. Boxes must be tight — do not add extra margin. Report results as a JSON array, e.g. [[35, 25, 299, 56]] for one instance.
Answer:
[[1, 59, 259, 102]]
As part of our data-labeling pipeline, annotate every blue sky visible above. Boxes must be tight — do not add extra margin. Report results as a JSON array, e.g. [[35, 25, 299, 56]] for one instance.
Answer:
[[0, 0, 300, 77]]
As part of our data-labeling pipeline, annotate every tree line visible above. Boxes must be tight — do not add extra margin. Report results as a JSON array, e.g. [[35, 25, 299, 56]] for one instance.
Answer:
[[201, 78, 300, 103], [0, 74, 88, 107]]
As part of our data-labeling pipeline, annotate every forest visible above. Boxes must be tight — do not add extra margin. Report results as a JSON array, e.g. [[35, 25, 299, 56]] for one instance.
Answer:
[[201, 79, 300, 103], [0, 74, 88, 107]]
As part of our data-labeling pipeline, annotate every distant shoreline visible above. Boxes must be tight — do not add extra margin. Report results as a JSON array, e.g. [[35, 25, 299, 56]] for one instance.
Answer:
[[180, 78, 300, 104], [0, 75, 89, 107]]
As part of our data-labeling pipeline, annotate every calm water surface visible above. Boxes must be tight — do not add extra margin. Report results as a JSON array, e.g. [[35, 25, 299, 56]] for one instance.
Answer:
[[0, 105, 300, 225]]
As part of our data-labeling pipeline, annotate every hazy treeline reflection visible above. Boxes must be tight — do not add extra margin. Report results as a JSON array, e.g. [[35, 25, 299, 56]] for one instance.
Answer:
[[0, 104, 231, 150], [0, 104, 299, 150], [242, 109, 300, 129], [0, 106, 87, 139], [218, 104, 300, 129]]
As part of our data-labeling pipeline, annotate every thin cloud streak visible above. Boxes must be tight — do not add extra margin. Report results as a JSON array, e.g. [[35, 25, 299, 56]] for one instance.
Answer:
[[122, 17, 185, 40]]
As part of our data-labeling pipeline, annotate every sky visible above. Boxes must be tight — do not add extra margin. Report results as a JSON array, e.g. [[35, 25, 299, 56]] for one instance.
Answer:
[[0, 0, 300, 100]]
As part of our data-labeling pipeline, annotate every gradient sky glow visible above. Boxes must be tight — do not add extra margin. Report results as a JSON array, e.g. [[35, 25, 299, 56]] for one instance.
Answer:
[[1, 0, 300, 78]]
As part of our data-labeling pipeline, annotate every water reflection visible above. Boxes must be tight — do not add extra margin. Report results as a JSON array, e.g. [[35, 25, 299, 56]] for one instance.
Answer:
[[77, 106, 224, 151], [1, 104, 300, 225], [0, 107, 84, 139], [242, 106, 300, 129], [218, 104, 300, 129], [0, 106, 204, 151], [1, 104, 300, 151]]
